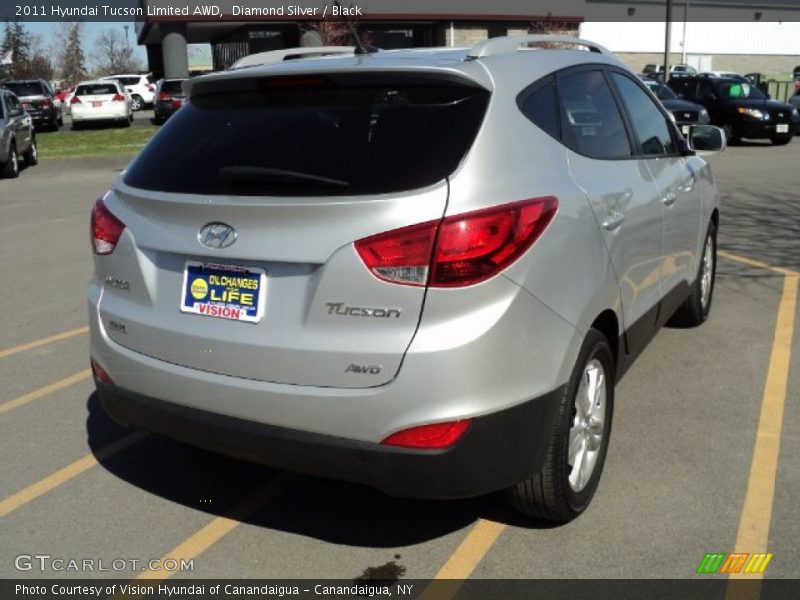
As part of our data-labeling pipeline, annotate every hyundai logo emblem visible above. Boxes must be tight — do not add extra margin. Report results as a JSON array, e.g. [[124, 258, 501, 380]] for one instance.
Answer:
[[198, 223, 237, 250]]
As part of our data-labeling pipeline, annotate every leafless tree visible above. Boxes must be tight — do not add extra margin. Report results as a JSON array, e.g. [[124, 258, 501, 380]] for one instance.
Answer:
[[92, 28, 141, 75]]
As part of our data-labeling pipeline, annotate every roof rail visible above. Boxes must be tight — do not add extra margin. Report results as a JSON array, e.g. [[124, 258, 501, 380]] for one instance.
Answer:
[[468, 35, 611, 59]]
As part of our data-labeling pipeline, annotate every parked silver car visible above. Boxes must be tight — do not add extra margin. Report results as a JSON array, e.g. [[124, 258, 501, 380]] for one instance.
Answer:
[[89, 36, 725, 522], [0, 89, 38, 178]]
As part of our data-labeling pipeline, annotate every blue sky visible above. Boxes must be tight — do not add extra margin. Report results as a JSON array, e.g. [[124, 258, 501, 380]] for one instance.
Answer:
[[21, 21, 147, 66]]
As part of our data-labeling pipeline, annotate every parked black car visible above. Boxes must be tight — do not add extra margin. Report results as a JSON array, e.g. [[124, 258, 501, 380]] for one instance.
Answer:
[[668, 75, 799, 145], [153, 78, 187, 124], [1, 80, 62, 131], [639, 76, 710, 135]]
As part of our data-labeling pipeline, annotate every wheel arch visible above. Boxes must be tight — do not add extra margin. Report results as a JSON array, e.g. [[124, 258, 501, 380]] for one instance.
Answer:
[[589, 310, 619, 373]]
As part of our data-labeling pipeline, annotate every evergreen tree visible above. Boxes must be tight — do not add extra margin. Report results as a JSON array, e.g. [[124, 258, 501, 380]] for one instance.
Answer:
[[1, 17, 32, 79], [61, 22, 87, 84]]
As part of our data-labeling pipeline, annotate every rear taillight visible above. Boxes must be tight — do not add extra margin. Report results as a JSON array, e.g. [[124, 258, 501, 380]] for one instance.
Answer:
[[41, 98, 52, 106], [355, 197, 558, 288], [70, 96, 81, 104], [157, 92, 171, 101], [381, 419, 472, 449], [91, 358, 114, 385], [355, 221, 438, 286], [111, 94, 125, 102], [91, 197, 126, 255], [147, 83, 155, 91]]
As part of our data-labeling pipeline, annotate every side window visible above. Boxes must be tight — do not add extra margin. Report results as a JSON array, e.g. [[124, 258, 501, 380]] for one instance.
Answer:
[[518, 77, 559, 139], [669, 79, 692, 99], [556, 70, 632, 160], [611, 73, 677, 156], [697, 81, 716, 102], [0, 95, 5, 118], [7, 94, 21, 113]]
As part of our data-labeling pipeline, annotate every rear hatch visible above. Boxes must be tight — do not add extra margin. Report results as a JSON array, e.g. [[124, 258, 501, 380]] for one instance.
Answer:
[[157, 80, 186, 107], [3, 82, 47, 114], [74, 83, 121, 109], [99, 70, 489, 388]]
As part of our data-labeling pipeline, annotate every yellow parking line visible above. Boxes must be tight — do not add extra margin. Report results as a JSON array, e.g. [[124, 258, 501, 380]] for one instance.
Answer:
[[0, 369, 92, 416], [417, 519, 506, 600], [136, 478, 286, 580], [726, 272, 798, 600], [719, 251, 799, 277], [0, 432, 147, 518], [0, 326, 89, 360]]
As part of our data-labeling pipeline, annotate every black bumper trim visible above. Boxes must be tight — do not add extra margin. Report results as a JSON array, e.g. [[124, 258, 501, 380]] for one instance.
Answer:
[[96, 381, 564, 500]]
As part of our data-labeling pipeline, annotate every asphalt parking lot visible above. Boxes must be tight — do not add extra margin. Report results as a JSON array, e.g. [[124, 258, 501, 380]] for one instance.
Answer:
[[0, 142, 798, 590]]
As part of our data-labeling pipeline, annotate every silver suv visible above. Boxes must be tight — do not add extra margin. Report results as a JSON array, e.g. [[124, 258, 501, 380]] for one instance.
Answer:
[[88, 36, 724, 522]]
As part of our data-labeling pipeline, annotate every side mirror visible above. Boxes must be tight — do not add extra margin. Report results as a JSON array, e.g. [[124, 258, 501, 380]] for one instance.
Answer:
[[9, 107, 23, 117], [687, 125, 726, 155]]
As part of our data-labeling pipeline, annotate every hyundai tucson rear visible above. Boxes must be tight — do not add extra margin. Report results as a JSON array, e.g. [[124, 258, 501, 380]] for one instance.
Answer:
[[89, 36, 723, 521]]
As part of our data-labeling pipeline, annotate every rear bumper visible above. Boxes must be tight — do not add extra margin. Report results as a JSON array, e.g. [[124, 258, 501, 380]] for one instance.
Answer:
[[96, 379, 563, 499], [72, 106, 128, 122], [29, 109, 57, 125]]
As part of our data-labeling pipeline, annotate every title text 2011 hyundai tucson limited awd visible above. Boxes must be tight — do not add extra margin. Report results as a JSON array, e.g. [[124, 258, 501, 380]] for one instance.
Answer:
[[89, 36, 725, 522]]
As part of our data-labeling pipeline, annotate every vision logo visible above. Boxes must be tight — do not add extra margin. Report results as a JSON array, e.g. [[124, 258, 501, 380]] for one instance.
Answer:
[[696, 552, 773, 574]]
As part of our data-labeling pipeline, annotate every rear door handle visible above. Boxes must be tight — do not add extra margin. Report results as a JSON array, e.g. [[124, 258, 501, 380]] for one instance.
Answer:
[[602, 211, 625, 231]]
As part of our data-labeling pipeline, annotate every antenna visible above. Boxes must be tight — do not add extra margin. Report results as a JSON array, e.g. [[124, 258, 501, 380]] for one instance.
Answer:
[[334, 1, 371, 55]]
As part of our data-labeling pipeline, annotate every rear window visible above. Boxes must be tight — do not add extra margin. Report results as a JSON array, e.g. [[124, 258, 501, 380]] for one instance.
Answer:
[[116, 77, 141, 86], [160, 80, 185, 94], [3, 82, 45, 97], [77, 84, 119, 96], [124, 82, 489, 196]]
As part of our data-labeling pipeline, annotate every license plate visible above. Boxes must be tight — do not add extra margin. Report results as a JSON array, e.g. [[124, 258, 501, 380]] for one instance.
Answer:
[[776, 124, 789, 133], [92, 101, 102, 107], [180, 262, 266, 323], [681, 125, 690, 135]]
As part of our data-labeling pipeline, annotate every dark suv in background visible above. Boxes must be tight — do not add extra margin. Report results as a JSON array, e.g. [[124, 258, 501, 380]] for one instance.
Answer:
[[1, 80, 63, 131], [153, 78, 187, 124], [639, 76, 709, 135], [668, 75, 799, 145]]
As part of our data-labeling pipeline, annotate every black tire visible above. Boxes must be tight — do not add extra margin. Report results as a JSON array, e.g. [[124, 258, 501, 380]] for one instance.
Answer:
[[2, 141, 20, 178], [72, 121, 82, 131], [770, 135, 791, 146], [23, 135, 38, 166], [508, 329, 615, 523], [722, 124, 739, 145], [669, 221, 717, 327]]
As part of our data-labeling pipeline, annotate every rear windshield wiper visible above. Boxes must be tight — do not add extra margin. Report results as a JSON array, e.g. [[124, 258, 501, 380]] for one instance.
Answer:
[[219, 166, 350, 189]]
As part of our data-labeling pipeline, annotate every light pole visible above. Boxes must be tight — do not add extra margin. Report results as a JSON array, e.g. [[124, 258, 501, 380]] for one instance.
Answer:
[[663, 0, 673, 81], [681, 1, 689, 65], [123, 25, 130, 49]]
